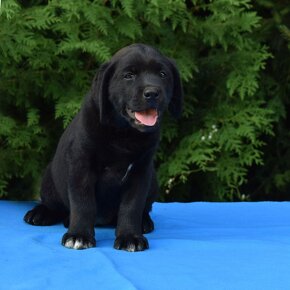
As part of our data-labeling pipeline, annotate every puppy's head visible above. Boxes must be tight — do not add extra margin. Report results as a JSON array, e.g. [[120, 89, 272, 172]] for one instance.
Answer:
[[91, 44, 183, 132]]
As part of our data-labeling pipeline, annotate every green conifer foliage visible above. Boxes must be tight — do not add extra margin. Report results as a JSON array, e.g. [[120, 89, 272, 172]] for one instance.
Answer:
[[0, 1, 280, 200]]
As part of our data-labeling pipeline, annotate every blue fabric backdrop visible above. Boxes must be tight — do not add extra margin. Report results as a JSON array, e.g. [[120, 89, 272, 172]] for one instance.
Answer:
[[1, 201, 290, 290]]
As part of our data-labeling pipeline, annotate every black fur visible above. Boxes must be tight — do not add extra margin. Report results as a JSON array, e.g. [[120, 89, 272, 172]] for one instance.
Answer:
[[24, 44, 183, 251]]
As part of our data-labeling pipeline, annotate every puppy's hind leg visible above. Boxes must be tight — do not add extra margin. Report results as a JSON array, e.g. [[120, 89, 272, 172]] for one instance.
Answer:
[[24, 204, 65, 226], [24, 164, 67, 226]]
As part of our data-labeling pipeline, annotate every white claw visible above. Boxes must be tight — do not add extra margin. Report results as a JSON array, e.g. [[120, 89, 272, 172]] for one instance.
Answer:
[[64, 238, 75, 249], [64, 238, 91, 250]]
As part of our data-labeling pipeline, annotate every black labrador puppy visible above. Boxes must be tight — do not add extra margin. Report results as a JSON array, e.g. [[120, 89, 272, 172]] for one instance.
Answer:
[[24, 43, 183, 251]]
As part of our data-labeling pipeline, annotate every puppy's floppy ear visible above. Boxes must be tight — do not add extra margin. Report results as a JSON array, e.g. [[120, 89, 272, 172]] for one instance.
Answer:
[[91, 62, 115, 123], [168, 59, 183, 118]]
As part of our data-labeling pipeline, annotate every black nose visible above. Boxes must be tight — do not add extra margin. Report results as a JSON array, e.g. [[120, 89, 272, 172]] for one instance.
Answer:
[[143, 87, 159, 100]]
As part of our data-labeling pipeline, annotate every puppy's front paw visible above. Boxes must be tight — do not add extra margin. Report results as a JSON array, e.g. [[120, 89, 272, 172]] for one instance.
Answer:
[[62, 233, 96, 250], [114, 234, 149, 252]]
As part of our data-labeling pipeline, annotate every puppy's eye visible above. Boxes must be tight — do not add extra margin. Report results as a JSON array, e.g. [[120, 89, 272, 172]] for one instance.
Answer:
[[160, 71, 167, 78], [124, 72, 135, 80]]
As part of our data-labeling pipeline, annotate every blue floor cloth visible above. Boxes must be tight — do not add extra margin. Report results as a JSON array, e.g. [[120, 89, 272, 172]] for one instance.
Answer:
[[1, 201, 290, 290]]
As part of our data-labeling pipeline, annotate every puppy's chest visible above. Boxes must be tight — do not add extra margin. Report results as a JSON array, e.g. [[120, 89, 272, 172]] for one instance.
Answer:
[[97, 141, 139, 184], [103, 135, 144, 162], [101, 163, 133, 186]]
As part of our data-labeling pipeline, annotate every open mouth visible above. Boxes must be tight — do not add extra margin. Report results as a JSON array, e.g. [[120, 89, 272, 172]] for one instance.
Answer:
[[126, 107, 159, 127]]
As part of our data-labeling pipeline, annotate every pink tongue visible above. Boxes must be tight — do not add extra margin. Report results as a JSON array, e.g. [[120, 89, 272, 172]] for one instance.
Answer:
[[134, 109, 158, 126]]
